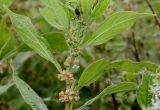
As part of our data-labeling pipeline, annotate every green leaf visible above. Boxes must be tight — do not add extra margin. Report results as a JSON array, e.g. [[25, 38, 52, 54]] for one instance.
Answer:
[[137, 70, 153, 109], [83, 11, 152, 46], [41, 0, 69, 30], [66, 0, 78, 12], [0, 83, 14, 95], [0, 19, 16, 59], [77, 82, 137, 110], [152, 0, 160, 16], [43, 32, 69, 52], [2, 43, 32, 61], [78, 59, 158, 88], [13, 74, 48, 110], [110, 60, 159, 73], [80, 0, 94, 17], [91, 0, 110, 19], [39, 8, 63, 30], [14, 51, 35, 70], [78, 59, 109, 88], [0, 0, 13, 11], [4, 7, 62, 72]]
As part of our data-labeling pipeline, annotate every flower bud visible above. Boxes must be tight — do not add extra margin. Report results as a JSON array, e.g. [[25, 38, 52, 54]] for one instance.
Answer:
[[74, 96, 80, 101], [58, 89, 80, 102], [64, 56, 72, 67], [73, 59, 79, 66], [59, 91, 64, 97], [58, 71, 74, 84]]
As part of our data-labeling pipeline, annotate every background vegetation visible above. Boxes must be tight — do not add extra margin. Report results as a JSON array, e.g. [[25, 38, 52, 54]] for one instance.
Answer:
[[0, 0, 160, 110]]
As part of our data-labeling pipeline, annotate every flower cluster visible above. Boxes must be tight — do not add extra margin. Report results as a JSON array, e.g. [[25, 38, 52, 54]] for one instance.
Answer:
[[59, 89, 80, 102], [67, 37, 78, 48], [58, 71, 74, 84], [66, 37, 81, 57], [64, 56, 72, 67], [71, 48, 81, 57]]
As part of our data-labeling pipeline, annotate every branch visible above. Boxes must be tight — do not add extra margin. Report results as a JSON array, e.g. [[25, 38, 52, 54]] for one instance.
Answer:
[[146, 0, 160, 28], [112, 94, 118, 110], [65, 103, 70, 110], [131, 31, 141, 62]]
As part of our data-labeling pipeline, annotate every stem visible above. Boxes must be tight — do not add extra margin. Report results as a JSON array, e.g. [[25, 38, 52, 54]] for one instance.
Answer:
[[65, 103, 70, 110], [70, 102, 73, 110], [131, 31, 141, 62], [146, 0, 160, 28], [91, 47, 99, 110], [65, 83, 70, 110], [107, 78, 118, 110], [124, 1, 141, 62], [111, 94, 118, 110], [91, 82, 99, 110]]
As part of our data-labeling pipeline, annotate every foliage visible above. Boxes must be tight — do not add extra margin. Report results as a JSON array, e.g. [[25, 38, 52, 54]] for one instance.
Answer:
[[77, 82, 137, 110], [13, 72, 48, 110], [0, 0, 160, 110], [137, 70, 154, 109]]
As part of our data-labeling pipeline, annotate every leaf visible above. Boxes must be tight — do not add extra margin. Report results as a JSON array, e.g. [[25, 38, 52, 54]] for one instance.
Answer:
[[13, 74, 48, 110], [83, 11, 152, 46], [77, 82, 137, 110], [39, 8, 63, 30], [80, 0, 94, 17], [137, 70, 153, 109], [110, 60, 159, 73], [43, 32, 69, 52], [91, 0, 110, 19], [66, 0, 78, 12], [152, 0, 160, 16], [0, 19, 16, 59], [0, 0, 13, 11], [0, 83, 14, 95], [14, 51, 35, 70], [78, 59, 159, 88], [0, 0, 13, 7], [2, 43, 32, 61], [41, 0, 69, 30], [4, 6, 62, 72], [78, 59, 109, 88]]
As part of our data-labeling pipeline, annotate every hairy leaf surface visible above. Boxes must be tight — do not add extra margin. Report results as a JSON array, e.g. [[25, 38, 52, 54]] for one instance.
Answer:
[[80, 0, 94, 18], [111, 60, 158, 73], [78, 59, 109, 88], [0, 19, 16, 58], [91, 0, 110, 19], [41, 0, 69, 30], [84, 11, 152, 46], [39, 8, 63, 30], [4, 7, 62, 72], [137, 70, 153, 108], [13, 74, 48, 110], [43, 32, 69, 52], [78, 59, 158, 88]]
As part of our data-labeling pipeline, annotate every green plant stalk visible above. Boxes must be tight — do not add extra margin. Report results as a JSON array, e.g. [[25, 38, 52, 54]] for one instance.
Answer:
[[65, 102, 70, 110], [70, 101, 73, 110], [66, 82, 71, 110]]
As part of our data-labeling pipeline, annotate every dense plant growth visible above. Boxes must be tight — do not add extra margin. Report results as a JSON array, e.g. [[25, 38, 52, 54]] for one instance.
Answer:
[[0, 0, 160, 110]]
